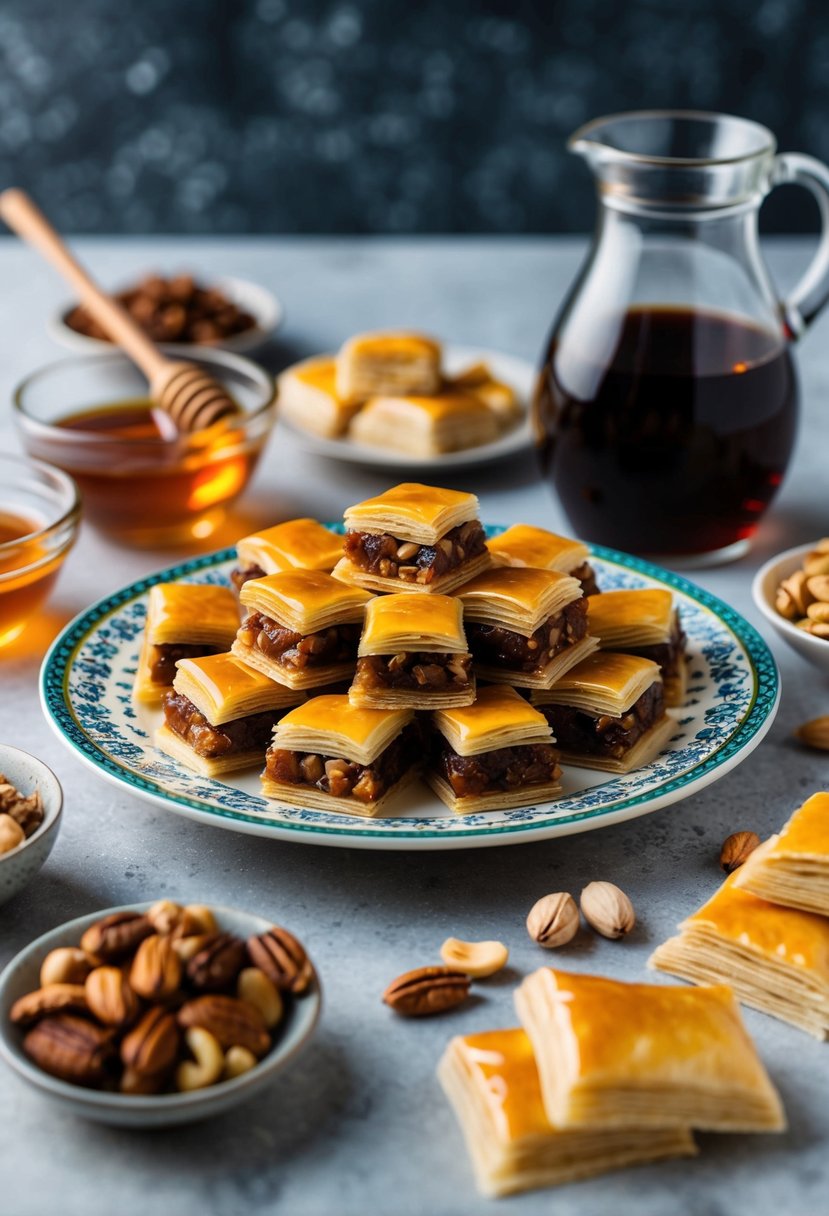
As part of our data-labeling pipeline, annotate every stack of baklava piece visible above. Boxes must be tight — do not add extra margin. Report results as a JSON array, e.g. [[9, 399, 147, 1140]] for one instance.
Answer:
[[439, 967, 785, 1197], [651, 791, 829, 1039], [140, 479, 688, 817]]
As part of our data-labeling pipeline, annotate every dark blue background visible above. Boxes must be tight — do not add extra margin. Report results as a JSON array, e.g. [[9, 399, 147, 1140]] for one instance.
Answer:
[[1, 0, 826, 233]]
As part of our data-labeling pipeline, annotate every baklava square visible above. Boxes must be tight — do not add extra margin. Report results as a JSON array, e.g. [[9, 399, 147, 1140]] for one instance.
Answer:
[[261, 694, 419, 816], [336, 331, 442, 403], [486, 524, 599, 595], [650, 869, 829, 1040], [155, 652, 302, 777], [232, 571, 373, 690], [278, 355, 362, 438], [334, 483, 490, 594], [349, 592, 475, 709], [133, 583, 240, 704], [533, 651, 674, 773], [231, 518, 343, 590], [734, 792, 829, 916], [438, 1028, 697, 1198], [427, 685, 562, 813], [587, 589, 687, 706], [457, 567, 598, 689], [349, 392, 498, 456], [515, 968, 786, 1133], [448, 361, 521, 427]]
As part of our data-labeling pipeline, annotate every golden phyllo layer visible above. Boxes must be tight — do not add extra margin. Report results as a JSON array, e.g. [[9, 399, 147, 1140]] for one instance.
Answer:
[[457, 567, 582, 636], [486, 524, 589, 575], [239, 570, 372, 634], [336, 331, 442, 403], [358, 592, 467, 656], [144, 583, 239, 647], [270, 695, 413, 767], [734, 792, 829, 915], [433, 685, 553, 756], [533, 652, 662, 715], [277, 355, 362, 438], [349, 393, 497, 456], [344, 482, 481, 546], [586, 588, 675, 648], [172, 652, 301, 725], [236, 518, 342, 576]]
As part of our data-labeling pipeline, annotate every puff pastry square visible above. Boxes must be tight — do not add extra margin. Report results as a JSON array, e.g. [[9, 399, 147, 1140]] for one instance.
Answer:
[[587, 589, 687, 706], [277, 356, 362, 438], [336, 331, 442, 403], [350, 593, 475, 709], [262, 694, 418, 816], [349, 392, 498, 456], [516, 968, 786, 1133], [448, 361, 521, 428], [486, 524, 598, 595], [438, 1029, 697, 1198], [232, 571, 372, 690], [233, 518, 342, 589], [650, 869, 829, 1040], [458, 567, 598, 689], [427, 685, 563, 813], [734, 792, 829, 915], [133, 583, 240, 704], [533, 652, 674, 773], [336, 483, 490, 594]]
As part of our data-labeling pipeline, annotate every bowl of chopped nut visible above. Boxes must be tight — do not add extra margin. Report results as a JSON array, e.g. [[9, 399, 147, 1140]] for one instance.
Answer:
[[0, 900, 321, 1126], [753, 539, 829, 674], [0, 745, 62, 907]]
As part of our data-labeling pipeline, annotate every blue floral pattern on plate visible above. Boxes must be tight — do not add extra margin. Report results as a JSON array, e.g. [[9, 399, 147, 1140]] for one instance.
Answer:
[[40, 533, 779, 850]]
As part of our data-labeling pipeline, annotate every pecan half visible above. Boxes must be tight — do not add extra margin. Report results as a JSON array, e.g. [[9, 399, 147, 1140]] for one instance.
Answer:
[[185, 933, 248, 992], [382, 966, 471, 1017], [10, 983, 89, 1026], [130, 934, 182, 1001], [85, 966, 141, 1028], [23, 1015, 116, 1087], [247, 927, 313, 995], [177, 995, 270, 1058], [80, 912, 153, 961], [120, 1006, 180, 1077]]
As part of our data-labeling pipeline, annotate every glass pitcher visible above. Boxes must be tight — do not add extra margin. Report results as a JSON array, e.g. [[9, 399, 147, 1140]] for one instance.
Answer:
[[534, 110, 829, 563]]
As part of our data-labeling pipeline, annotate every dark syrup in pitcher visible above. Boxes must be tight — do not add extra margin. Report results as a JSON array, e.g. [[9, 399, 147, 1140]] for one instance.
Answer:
[[535, 307, 798, 556]]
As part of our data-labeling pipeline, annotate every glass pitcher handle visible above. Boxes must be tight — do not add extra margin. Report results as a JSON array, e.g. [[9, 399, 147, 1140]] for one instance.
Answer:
[[773, 152, 829, 337]]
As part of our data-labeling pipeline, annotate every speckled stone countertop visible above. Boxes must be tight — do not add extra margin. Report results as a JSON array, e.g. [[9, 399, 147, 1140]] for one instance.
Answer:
[[0, 238, 827, 1216]]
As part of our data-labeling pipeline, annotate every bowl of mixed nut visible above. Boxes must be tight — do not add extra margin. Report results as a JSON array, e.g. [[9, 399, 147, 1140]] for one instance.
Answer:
[[0, 745, 62, 907], [0, 901, 321, 1127], [753, 539, 829, 674]]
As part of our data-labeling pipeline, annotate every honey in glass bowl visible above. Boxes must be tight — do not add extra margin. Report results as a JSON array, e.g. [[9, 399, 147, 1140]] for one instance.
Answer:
[[14, 349, 276, 548]]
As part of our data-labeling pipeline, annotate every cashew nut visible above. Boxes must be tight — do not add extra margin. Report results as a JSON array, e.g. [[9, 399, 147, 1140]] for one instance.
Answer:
[[223, 1045, 258, 1080], [237, 967, 283, 1029], [175, 1027, 224, 1091]]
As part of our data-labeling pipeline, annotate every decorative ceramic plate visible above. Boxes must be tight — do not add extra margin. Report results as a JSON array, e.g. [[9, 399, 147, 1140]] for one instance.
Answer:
[[41, 535, 779, 852], [278, 346, 534, 469]]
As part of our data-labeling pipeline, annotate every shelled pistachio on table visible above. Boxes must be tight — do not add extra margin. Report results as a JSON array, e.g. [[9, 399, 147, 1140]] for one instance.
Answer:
[[775, 539, 829, 638], [0, 775, 44, 856], [9, 901, 312, 1093]]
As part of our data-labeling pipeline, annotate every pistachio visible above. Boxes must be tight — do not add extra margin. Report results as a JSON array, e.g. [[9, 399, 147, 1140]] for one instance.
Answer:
[[795, 716, 829, 751], [439, 937, 508, 978], [39, 947, 94, 988], [383, 966, 471, 1017], [719, 830, 761, 873], [580, 881, 635, 939], [526, 892, 580, 948]]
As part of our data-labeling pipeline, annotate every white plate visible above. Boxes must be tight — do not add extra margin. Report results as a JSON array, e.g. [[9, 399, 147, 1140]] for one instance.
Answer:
[[40, 535, 779, 852], [279, 346, 535, 469], [49, 275, 284, 355]]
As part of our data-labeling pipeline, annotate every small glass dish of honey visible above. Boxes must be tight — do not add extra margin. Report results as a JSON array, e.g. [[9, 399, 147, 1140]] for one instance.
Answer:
[[0, 455, 80, 650], [13, 347, 276, 547]]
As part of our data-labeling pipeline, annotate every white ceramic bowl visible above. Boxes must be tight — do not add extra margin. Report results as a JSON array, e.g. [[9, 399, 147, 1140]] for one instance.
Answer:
[[0, 903, 321, 1127], [752, 541, 829, 674], [0, 746, 62, 907], [49, 275, 283, 354]]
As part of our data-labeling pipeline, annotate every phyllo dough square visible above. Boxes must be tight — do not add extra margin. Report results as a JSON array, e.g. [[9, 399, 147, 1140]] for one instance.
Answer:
[[515, 968, 786, 1133], [155, 653, 302, 777], [133, 583, 240, 704], [486, 524, 598, 595], [232, 518, 342, 590], [650, 869, 829, 1040], [734, 792, 829, 915], [438, 1029, 697, 1198], [277, 355, 362, 438], [335, 483, 490, 594], [232, 571, 373, 690], [533, 652, 674, 773], [587, 589, 687, 706], [457, 567, 598, 689], [336, 331, 442, 403], [448, 361, 521, 427], [350, 593, 474, 709], [261, 694, 418, 816], [427, 685, 562, 813], [349, 392, 498, 456]]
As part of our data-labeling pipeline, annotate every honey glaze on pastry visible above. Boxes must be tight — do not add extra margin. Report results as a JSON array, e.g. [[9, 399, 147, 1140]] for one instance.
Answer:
[[336, 331, 442, 403], [587, 589, 687, 706], [349, 393, 498, 456], [486, 524, 599, 595], [734, 792, 829, 915], [232, 518, 343, 589], [278, 356, 362, 438], [133, 583, 240, 704]]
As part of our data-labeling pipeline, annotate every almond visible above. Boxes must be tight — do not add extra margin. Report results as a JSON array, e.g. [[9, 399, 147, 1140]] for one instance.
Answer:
[[795, 716, 829, 751], [130, 934, 182, 1001], [720, 830, 761, 873], [85, 966, 140, 1027]]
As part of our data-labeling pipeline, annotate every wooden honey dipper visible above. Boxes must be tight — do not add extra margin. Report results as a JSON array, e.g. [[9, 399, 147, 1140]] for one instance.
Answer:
[[0, 189, 240, 432]]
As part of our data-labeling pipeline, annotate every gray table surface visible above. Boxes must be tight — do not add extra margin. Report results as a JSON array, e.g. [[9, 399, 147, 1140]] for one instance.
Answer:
[[1, 237, 828, 1216]]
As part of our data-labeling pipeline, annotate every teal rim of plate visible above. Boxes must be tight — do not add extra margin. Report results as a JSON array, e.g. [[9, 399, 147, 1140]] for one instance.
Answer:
[[40, 537, 779, 841]]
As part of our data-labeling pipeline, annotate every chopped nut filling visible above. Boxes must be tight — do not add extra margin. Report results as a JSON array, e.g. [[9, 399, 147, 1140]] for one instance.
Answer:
[[466, 598, 588, 673], [236, 613, 361, 670], [540, 683, 665, 760], [571, 560, 600, 597], [230, 563, 265, 592], [624, 617, 686, 685], [150, 643, 216, 686], [353, 651, 472, 692], [266, 724, 420, 803], [343, 520, 487, 585], [163, 692, 278, 759], [434, 741, 562, 798]]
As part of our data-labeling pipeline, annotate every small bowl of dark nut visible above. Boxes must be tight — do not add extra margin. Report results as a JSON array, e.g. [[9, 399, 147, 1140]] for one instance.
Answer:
[[0, 745, 63, 907], [0, 901, 321, 1127], [753, 539, 829, 674]]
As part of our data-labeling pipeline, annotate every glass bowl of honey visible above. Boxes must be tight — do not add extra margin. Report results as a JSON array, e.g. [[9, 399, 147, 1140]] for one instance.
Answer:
[[13, 347, 277, 547], [0, 456, 80, 650]]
